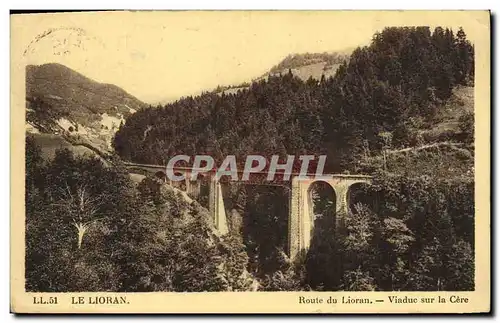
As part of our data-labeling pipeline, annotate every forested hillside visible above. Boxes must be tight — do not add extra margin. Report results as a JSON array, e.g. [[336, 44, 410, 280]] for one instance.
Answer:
[[268, 52, 349, 74], [114, 26, 474, 172], [111, 26, 475, 291], [26, 26, 476, 292], [207, 51, 348, 97], [26, 63, 148, 154], [26, 138, 255, 292], [27, 63, 146, 129]]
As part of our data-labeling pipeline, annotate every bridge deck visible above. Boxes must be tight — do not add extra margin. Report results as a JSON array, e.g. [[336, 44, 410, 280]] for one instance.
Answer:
[[123, 162, 372, 179]]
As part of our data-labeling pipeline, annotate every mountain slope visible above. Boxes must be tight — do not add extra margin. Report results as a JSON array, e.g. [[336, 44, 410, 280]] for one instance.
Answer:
[[215, 51, 350, 96], [115, 27, 474, 174], [26, 63, 148, 155], [265, 51, 350, 79]]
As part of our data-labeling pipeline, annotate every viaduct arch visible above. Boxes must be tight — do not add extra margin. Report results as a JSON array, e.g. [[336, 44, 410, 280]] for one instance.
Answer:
[[288, 176, 371, 260], [123, 162, 371, 260]]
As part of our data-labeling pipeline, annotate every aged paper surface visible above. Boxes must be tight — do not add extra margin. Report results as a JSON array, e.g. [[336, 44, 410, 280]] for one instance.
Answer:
[[11, 10, 490, 314]]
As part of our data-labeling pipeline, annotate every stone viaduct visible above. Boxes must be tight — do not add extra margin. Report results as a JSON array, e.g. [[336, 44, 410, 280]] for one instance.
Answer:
[[123, 162, 371, 260]]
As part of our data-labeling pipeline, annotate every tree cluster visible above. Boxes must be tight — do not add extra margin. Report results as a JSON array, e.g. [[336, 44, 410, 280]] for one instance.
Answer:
[[268, 52, 349, 73], [113, 26, 474, 173], [255, 172, 474, 291], [25, 137, 253, 292]]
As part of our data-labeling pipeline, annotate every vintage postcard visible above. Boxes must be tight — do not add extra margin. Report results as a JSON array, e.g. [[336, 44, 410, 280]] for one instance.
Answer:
[[10, 10, 490, 314]]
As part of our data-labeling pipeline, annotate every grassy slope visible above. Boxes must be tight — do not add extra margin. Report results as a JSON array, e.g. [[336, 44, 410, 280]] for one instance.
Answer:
[[215, 52, 347, 96], [26, 63, 149, 156], [420, 86, 474, 141], [26, 63, 147, 126], [362, 86, 474, 179], [216, 62, 342, 96], [31, 133, 97, 160]]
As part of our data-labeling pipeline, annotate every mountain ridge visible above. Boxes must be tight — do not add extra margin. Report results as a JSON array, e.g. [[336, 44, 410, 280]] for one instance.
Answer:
[[26, 63, 148, 156], [152, 50, 352, 104], [214, 51, 350, 97]]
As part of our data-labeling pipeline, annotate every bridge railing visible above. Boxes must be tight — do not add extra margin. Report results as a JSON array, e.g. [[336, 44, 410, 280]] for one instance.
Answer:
[[123, 162, 372, 184]]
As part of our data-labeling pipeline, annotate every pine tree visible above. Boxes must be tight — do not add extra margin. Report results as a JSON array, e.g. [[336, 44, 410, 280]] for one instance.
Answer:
[[455, 27, 474, 85]]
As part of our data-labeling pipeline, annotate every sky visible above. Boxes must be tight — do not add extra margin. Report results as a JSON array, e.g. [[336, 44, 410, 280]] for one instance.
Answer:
[[12, 11, 487, 104]]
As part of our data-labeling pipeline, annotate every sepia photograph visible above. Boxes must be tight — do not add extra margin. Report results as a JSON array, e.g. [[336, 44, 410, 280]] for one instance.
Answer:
[[10, 10, 490, 313]]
